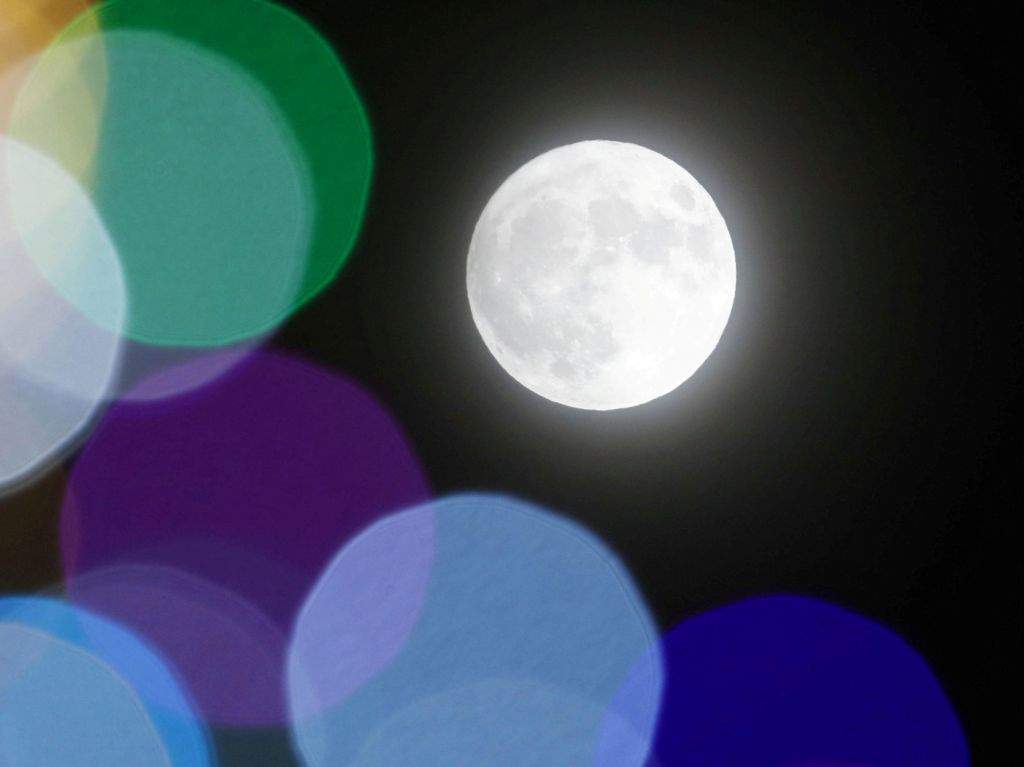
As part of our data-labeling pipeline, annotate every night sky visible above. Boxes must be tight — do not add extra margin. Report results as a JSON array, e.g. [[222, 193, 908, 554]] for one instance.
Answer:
[[3, 1, 1020, 762]]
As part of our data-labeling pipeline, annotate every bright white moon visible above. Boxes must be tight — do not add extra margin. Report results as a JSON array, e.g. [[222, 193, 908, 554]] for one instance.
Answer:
[[467, 140, 736, 410]]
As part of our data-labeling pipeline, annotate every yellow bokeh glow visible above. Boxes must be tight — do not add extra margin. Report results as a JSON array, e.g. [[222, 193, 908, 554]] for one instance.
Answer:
[[1, 1, 106, 186]]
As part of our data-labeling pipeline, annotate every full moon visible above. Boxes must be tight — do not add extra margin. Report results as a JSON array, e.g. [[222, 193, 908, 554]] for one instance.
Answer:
[[467, 140, 736, 410]]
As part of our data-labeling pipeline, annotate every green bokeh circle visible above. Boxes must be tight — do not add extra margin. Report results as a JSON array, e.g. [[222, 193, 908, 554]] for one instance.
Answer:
[[13, 0, 373, 346]]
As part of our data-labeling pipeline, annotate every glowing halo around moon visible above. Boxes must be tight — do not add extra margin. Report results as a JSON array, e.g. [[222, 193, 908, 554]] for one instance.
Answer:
[[467, 140, 736, 410]]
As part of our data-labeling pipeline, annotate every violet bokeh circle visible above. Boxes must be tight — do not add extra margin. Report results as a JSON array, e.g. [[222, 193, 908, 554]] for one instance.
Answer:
[[60, 350, 430, 725]]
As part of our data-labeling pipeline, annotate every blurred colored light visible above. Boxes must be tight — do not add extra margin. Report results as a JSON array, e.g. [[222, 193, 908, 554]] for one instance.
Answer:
[[287, 493, 662, 766], [1, 136, 124, 496], [0, 596, 213, 766], [647, 595, 968, 767], [113, 338, 265, 403], [9, 0, 372, 346], [0, 622, 171, 766], [11, 26, 310, 345], [347, 679, 653, 767], [66, 563, 290, 727], [1, 1, 104, 184], [61, 351, 429, 724]]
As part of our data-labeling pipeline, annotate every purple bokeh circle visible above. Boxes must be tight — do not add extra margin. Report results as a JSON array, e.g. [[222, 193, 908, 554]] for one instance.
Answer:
[[60, 351, 430, 725]]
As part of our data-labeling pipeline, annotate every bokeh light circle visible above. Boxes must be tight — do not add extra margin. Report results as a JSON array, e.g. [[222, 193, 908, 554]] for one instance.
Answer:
[[287, 493, 663, 766], [113, 336, 267, 403], [12, 23, 310, 345], [1, 136, 124, 495], [648, 595, 969, 767], [61, 351, 429, 724], [0, 596, 212, 767], [350, 679, 650, 767], [66, 563, 291, 727], [10, 0, 373, 346], [0, 622, 171, 766], [1, 1, 105, 183]]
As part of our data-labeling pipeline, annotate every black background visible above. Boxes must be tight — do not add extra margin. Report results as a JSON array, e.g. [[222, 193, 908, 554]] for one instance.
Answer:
[[3, 1, 1020, 763]]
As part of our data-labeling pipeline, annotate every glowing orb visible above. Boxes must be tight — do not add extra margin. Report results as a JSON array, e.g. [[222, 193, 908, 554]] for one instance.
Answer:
[[0, 622, 172, 766], [10, 0, 372, 346], [1, 137, 124, 495], [649, 595, 968, 766], [287, 494, 662, 766], [468, 140, 735, 410]]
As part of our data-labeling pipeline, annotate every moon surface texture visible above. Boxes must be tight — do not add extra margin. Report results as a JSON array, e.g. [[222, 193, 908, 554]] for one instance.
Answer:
[[467, 140, 736, 410]]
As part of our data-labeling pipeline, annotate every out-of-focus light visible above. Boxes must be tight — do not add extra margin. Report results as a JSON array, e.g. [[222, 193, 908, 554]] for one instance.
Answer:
[[66, 563, 291, 726], [8, 0, 372, 347], [0, 595, 213, 766], [11, 25, 312, 346], [287, 493, 663, 766], [112, 337, 266, 403], [647, 595, 969, 767], [61, 351, 429, 725], [0, 622, 172, 766], [0, 136, 124, 496], [1, 1, 104, 184]]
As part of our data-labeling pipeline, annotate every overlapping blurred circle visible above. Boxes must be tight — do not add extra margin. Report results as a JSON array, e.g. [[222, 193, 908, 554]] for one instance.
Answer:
[[0, 622, 171, 766], [347, 679, 650, 767], [0, 1, 105, 182], [287, 493, 663, 766], [0, 596, 212, 766], [1, 136, 125, 495], [66, 563, 291, 726], [8, 0, 373, 347], [113, 338, 267, 403], [61, 351, 429, 724], [3, 0, 377, 492]]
